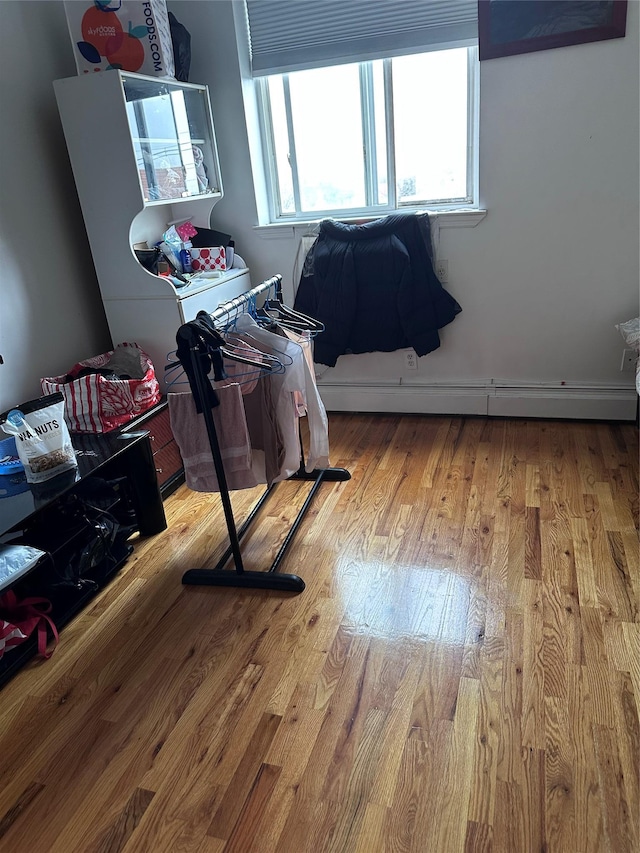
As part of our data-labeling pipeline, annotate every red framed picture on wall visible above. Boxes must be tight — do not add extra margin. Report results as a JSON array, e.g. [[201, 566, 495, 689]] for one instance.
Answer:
[[478, 0, 628, 61]]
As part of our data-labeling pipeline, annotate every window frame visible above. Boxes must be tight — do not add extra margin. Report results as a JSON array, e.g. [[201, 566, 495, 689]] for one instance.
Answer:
[[256, 46, 479, 224]]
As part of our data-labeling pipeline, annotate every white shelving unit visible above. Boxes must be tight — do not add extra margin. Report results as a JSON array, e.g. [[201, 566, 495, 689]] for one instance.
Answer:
[[54, 71, 251, 391]]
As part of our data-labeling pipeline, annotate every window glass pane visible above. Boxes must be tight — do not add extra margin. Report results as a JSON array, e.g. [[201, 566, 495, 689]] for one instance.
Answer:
[[288, 65, 365, 212], [392, 49, 468, 204], [267, 76, 295, 215], [372, 61, 388, 205]]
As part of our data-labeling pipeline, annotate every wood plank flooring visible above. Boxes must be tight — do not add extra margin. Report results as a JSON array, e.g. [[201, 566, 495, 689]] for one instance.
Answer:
[[0, 414, 637, 853]]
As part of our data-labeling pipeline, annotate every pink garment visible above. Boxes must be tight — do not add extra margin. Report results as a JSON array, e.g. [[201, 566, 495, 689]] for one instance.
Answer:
[[234, 314, 330, 475], [168, 385, 258, 492], [242, 373, 285, 486]]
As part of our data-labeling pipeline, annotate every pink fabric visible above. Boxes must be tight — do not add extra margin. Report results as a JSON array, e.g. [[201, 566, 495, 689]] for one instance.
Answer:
[[168, 385, 257, 492], [242, 374, 286, 486]]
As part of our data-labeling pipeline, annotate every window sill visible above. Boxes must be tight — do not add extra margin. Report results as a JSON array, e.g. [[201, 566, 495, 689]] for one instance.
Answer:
[[253, 209, 487, 239]]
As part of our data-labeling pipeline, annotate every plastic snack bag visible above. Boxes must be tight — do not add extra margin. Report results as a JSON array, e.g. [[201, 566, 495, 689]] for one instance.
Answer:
[[0, 393, 77, 483]]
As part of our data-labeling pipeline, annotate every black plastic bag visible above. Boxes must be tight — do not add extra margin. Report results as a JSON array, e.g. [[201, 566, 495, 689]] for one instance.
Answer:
[[46, 478, 136, 590], [169, 11, 191, 83], [191, 227, 233, 249], [135, 247, 161, 275]]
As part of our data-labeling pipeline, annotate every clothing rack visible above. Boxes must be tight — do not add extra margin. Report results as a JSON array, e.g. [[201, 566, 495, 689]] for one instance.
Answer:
[[177, 274, 350, 593]]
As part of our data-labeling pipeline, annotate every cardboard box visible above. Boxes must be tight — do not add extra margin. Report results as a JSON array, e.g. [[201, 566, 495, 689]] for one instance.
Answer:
[[64, 0, 175, 77]]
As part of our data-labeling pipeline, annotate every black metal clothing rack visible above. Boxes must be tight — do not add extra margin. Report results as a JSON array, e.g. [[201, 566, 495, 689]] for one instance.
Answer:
[[176, 275, 350, 593]]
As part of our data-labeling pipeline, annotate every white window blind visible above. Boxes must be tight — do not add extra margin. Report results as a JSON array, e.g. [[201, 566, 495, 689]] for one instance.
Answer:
[[245, 0, 479, 76]]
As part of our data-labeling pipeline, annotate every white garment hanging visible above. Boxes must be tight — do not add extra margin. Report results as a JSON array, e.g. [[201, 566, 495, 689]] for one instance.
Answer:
[[282, 327, 330, 472], [234, 314, 330, 476]]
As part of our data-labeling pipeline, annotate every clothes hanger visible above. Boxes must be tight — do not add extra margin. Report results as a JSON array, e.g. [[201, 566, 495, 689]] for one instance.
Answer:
[[261, 277, 324, 332], [222, 334, 284, 373], [261, 299, 325, 335], [228, 323, 296, 366], [218, 309, 297, 366], [165, 343, 277, 390], [167, 313, 277, 399], [194, 311, 278, 371], [220, 308, 293, 371], [255, 305, 308, 332]]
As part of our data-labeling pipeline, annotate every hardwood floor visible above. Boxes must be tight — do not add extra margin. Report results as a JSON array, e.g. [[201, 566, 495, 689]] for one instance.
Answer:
[[0, 414, 638, 853]]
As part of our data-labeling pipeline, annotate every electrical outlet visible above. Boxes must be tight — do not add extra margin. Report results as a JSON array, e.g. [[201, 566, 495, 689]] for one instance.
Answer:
[[436, 259, 448, 282], [621, 348, 637, 372], [404, 350, 417, 370]]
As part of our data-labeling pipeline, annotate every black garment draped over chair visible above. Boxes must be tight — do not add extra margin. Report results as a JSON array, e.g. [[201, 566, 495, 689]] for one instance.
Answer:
[[293, 213, 462, 367]]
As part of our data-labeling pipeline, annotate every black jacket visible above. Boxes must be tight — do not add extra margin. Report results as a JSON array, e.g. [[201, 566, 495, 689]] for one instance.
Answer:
[[293, 213, 462, 367]]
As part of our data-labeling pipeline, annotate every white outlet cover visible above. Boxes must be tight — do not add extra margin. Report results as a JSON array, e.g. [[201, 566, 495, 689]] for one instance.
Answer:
[[436, 260, 448, 282]]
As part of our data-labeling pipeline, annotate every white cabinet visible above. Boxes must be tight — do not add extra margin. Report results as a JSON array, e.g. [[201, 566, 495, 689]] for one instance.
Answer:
[[54, 71, 251, 391]]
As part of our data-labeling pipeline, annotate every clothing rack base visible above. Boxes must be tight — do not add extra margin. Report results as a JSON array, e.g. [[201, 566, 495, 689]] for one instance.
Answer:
[[291, 467, 351, 483], [181, 466, 350, 590], [183, 568, 306, 592]]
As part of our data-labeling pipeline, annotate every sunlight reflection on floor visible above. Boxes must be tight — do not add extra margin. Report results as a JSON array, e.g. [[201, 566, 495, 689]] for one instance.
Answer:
[[337, 560, 470, 645]]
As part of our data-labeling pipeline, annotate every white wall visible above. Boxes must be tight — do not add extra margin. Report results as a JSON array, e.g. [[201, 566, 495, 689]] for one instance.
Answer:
[[171, 0, 640, 419], [0, 1, 637, 419], [0, 1, 111, 413]]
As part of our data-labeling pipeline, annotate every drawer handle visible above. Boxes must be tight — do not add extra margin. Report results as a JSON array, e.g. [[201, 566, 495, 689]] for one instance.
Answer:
[[155, 467, 163, 473]]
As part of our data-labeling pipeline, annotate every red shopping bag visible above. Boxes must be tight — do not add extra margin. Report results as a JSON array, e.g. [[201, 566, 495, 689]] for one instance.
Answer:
[[0, 590, 59, 660], [41, 342, 161, 433]]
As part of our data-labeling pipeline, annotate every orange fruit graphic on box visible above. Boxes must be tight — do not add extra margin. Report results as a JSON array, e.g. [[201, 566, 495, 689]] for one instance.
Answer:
[[81, 6, 123, 54], [106, 31, 145, 71], [77, 3, 145, 72]]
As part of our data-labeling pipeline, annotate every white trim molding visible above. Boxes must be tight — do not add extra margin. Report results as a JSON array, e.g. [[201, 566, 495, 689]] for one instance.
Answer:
[[254, 208, 487, 239], [317, 379, 637, 421]]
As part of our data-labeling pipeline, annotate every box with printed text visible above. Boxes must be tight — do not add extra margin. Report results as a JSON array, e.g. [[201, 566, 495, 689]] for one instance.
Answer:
[[64, 0, 175, 77]]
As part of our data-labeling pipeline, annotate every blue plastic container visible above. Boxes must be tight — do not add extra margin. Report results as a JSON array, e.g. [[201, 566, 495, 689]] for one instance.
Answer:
[[0, 436, 24, 475]]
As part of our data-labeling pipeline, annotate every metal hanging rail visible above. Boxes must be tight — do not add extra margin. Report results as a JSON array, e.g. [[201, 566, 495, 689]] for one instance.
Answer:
[[208, 274, 283, 325]]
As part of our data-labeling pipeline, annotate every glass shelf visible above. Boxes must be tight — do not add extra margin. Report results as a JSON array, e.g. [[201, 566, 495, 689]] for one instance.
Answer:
[[122, 75, 222, 204]]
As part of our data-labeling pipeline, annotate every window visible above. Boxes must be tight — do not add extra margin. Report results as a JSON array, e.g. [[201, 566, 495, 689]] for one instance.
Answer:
[[257, 46, 478, 222]]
